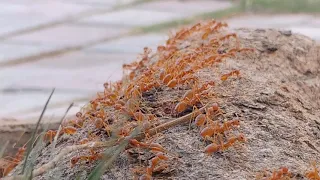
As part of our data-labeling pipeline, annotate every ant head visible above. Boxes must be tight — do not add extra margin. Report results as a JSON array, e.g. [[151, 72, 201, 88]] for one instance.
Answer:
[[103, 83, 109, 89], [129, 139, 139, 146], [79, 138, 89, 144], [71, 157, 79, 165], [212, 103, 219, 111], [206, 107, 213, 113], [233, 119, 240, 126], [157, 45, 165, 52], [281, 167, 288, 174], [94, 118, 103, 129], [76, 112, 82, 118], [208, 81, 215, 86], [238, 134, 246, 142]]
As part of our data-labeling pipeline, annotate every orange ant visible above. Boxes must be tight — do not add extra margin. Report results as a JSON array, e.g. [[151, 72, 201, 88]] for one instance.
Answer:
[[74, 118, 84, 128], [130, 87, 142, 98], [123, 61, 139, 71], [221, 70, 240, 81], [129, 139, 167, 153], [157, 45, 166, 53], [117, 123, 138, 138], [1, 144, 26, 176], [174, 101, 189, 114], [200, 119, 241, 139], [134, 111, 146, 122], [175, 82, 214, 113], [124, 98, 140, 115], [204, 134, 246, 154], [139, 152, 169, 180], [129, 71, 136, 80], [189, 22, 202, 32], [62, 126, 77, 135], [129, 139, 148, 148], [45, 125, 78, 140], [70, 149, 103, 168], [78, 138, 90, 145], [167, 79, 178, 88], [256, 167, 291, 180], [94, 118, 104, 129], [194, 114, 207, 127], [89, 100, 99, 110], [202, 22, 228, 40], [43, 130, 58, 143], [162, 74, 173, 85], [221, 134, 246, 150], [128, 139, 170, 179], [219, 33, 237, 41], [76, 112, 82, 118], [206, 103, 222, 117], [204, 143, 221, 155], [306, 162, 320, 180]]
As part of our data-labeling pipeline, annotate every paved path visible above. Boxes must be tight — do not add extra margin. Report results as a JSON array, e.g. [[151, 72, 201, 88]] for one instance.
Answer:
[[226, 14, 320, 40], [0, 0, 233, 126], [0, 0, 319, 127]]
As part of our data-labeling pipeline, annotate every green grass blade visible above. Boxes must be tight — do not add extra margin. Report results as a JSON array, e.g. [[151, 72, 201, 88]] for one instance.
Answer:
[[25, 119, 52, 180], [87, 146, 123, 180], [87, 127, 141, 180], [52, 103, 74, 148], [21, 88, 55, 174]]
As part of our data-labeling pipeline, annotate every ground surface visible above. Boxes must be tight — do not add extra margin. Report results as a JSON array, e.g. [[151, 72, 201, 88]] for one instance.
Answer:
[[6, 27, 319, 180]]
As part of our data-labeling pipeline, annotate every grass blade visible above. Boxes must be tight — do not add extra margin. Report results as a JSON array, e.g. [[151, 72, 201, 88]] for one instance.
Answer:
[[25, 115, 53, 180], [21, 88, 55, 174], [87, 127, 141, 180], [52, 103, 74, 148]]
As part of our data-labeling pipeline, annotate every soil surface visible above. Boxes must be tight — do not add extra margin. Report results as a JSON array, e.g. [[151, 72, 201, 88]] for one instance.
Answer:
[[6, 28, 320, 180]]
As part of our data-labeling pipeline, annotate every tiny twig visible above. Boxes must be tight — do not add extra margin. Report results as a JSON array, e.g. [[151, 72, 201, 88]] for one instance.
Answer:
[[135, 103, 209, 140]]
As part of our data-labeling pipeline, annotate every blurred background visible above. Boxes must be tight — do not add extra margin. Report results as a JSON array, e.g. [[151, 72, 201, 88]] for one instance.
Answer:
[[0, 0, 319, 128]]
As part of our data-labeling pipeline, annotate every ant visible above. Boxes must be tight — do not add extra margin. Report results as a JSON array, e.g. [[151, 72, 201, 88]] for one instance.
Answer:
[[219, 33, 237, 41], [306, 162, 320, 180], [43, 130, 58, 144], [62, 126, 77, 135], [128, 139, 170, 179], [257, 167, 291, 180], [70, 149, 103, 168], [202, 22, 228, 40], [200, 119, 241, 139], [1, 144, 26, 176], [204, 134, 246, 154], [221, 70, 240, 81]]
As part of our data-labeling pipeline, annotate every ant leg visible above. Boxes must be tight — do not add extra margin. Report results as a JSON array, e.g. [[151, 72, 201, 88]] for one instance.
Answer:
[[144, 130, 151, 142], [49, 133, 53, 144], [188, 105, 198, 131], [102, 122, 111, 137], [217, 134, 224, 151]]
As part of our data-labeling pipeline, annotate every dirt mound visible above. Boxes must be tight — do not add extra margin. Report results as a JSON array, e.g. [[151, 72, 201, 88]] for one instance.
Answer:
[[3, 25, 320, 180]]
